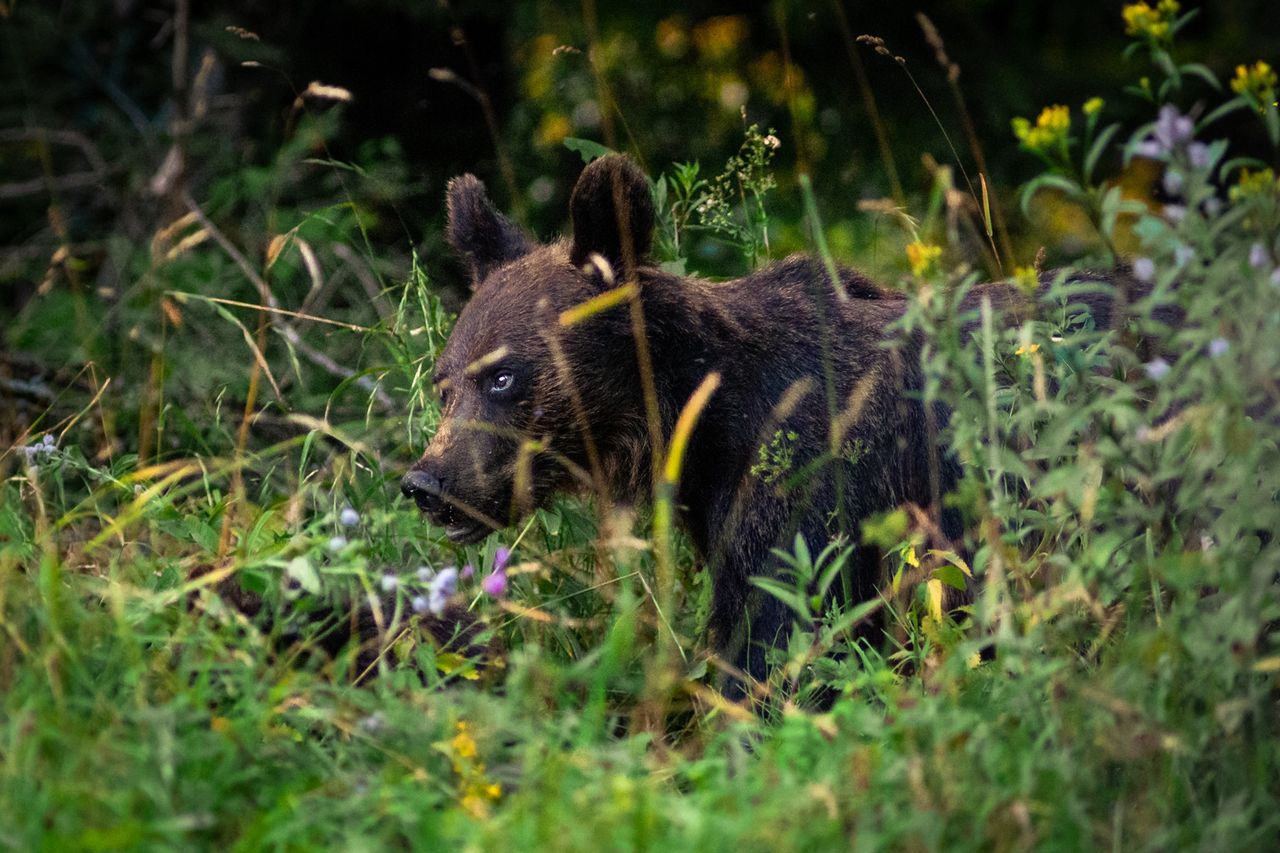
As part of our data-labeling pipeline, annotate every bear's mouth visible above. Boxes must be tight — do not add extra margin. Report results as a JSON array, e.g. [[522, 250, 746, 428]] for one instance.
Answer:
[[443, 521, 490, 545]]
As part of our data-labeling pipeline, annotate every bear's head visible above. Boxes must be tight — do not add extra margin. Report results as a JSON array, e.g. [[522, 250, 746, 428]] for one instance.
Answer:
[[401, 155, 656, 542]]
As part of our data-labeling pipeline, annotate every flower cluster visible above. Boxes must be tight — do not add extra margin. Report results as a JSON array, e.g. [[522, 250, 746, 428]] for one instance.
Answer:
[[1231, 60, 1277, 110], [1011, 105, 1071, 156], [408, 565, 460, 617], [905, 241, 942, 277], [446, 722, 503, 817], [1229, 167, 1280, 202], [1135, 105, 1206, 163], [377, 547, 512, 620], [1122, 1, 1180, 42], [18, 433, 57, 465]]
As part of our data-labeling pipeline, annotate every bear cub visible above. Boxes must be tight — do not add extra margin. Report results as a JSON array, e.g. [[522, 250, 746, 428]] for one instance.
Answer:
[[401, 154, 1111, 696]]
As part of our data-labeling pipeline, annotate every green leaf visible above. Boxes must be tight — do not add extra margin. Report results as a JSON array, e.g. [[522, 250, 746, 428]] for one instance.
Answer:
[[1084, 123, 1121, 185], [931, 563, 968, 592], [563, 137, 615, 164], [1198, 98, 1248, 132], [1019, 174, 1085, 218], [749, 576, 809, 618], [1179, 62, 1222, 91], [286, 556, 320, 594]]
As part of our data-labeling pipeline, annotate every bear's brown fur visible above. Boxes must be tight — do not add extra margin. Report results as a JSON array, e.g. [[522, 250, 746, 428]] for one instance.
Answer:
[[402, 155, 1137, 693]]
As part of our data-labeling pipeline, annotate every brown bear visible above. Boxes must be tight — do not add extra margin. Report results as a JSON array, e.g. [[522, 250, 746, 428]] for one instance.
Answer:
[[400, 154, 1127, 695]]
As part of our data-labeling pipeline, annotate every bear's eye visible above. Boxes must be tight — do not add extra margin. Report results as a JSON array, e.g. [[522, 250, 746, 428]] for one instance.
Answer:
[[487, 369, 516, 396]]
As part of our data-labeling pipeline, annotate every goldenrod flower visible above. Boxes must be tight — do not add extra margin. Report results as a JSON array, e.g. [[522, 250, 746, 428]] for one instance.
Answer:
[[1083, 97, 1104, 116], [905, 241, 942, 277], [1013, 265, 1039, 294], [1230, 167, 1280, 202], [450, 722, 479, 759], [1231, 61, 1278, 107], [1011, 104, 1071, 155], [1122, 1, 1179, 41], [1014, 343, 1041, 357]]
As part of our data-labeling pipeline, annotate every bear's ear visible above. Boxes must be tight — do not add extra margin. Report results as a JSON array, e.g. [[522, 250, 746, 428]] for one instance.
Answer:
[[446, 174, 533, 282], [569, 154, 654, 280]]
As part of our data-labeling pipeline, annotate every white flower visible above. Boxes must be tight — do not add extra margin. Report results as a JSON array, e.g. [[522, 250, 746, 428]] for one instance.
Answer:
[[339, 506, 360, 527], [1133, 257, 1156, 282], [380, 573, 400, 593], [1208, 337, 1229, 358], [416, 565, 434, 583], [327, 536, 348, 553], [1144, 358, 1171, 380]]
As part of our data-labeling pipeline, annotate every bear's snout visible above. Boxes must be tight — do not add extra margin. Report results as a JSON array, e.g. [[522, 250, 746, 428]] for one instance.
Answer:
[[400, 468, 446, 516]]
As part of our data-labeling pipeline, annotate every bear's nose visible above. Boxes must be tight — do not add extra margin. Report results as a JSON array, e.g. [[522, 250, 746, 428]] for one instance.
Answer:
[[400, 469, 446, 514]]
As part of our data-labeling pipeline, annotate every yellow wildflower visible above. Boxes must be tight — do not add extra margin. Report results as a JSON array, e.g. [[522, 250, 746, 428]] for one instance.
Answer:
[[905, 241, 942, 277], [1122, 2, 1179, 40], [1231, 61, 1278, 107], [1083, 97, 1104, 116], [450, 721, 479, 760], [1012, 105, 1071, 155], [1013, 265, 1039, 294], [1229, 167, 1280, 202], [1014, 343, 1041, 357]]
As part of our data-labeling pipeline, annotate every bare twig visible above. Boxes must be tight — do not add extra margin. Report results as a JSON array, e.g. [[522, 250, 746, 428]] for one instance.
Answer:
[[182, 192, 396, 411], [333, 242, 393, 324]]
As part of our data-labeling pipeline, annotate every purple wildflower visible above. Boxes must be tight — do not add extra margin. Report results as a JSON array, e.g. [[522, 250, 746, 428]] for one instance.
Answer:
[[1163, 204, 1187, 224], [1162, 169, 1184, 197], [1133, 257, 1156, 282], [461, 563, 475, 580], [1208, 337, 1229, 358], [339, 505, 360, 527], [1136, 139, 1163, 159], [1154, 105, 1194, 152], [416, 565, 434, 583], [1187, 142, 1210, 170], [327, 535, 349, 553], [428, 588, 447, 616], [1249, 242, 1270, 270], [493, 547, 512, 573], [433, 566, 459, 597], [412, 595, 430, 615], [482, 570, 508, 598], [1144, 358, 1171, 380]]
